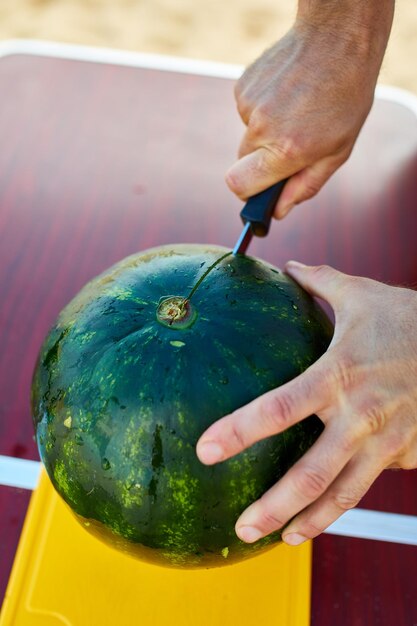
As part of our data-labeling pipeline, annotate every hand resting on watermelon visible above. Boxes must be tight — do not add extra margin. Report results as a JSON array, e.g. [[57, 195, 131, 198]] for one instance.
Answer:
[[225, 0, 394, 218], [197, 262, 417, 545]]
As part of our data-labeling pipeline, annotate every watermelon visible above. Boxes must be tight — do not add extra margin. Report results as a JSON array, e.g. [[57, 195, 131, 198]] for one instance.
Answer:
[[31, 244, 333, 568]]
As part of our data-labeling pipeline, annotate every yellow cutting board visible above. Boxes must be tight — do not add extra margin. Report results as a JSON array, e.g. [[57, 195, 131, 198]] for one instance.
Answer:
[[1, 471, 311, 626]]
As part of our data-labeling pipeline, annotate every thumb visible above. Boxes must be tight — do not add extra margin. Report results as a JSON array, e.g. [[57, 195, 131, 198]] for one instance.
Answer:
[[285, 261, 349, 311], [225, 146, 296, 200]]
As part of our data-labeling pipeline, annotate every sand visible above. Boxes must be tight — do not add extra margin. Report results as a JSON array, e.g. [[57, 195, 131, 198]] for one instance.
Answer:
[[0, 0, 416, 93]]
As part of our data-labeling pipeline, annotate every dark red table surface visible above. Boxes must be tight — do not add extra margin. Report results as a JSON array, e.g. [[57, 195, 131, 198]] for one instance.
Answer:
[[0, 50, 416, 624]]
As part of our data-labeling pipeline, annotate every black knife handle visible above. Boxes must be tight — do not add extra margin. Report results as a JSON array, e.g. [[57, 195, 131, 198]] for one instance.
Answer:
[[239, 179, 288, 237]]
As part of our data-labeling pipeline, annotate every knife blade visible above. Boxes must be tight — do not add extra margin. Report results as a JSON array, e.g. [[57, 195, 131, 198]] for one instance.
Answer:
[[232, 179, 288, 256]]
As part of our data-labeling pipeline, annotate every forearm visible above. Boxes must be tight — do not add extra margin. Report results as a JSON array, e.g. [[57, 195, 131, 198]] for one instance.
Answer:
[[227, 0, 396, 209], [296, 0, 395, 69]]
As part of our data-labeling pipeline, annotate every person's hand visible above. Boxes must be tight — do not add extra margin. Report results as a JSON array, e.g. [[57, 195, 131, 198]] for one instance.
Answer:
[[227, 0, 394, 218], [196, 262, 417, 545]]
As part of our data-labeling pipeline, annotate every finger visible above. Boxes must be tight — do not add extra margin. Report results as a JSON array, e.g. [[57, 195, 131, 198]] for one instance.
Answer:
[[274, 154, 348, 219], [237, 131, 258, 159], [234, 76, 254, 126], [235, 94, 252, 127], [234, 420, 357, 543], [196, 359, 330, 465], [225, 146, 300, 200], [285, 261, 351, 312], [282, 451, 385, 545]]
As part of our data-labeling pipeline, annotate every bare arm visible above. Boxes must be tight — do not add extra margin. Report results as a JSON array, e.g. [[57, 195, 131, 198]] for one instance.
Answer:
[[226, 0, 395, 217]]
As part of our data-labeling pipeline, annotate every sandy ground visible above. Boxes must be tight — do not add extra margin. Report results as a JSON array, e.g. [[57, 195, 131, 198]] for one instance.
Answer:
[[0, 0, 416, 94]]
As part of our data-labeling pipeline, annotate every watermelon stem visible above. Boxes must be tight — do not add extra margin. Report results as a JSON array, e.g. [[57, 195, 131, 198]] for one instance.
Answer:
[[185, 251, 233, 302]]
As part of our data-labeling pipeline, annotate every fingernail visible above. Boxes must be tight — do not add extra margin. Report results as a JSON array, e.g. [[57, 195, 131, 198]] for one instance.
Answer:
[[236, 526, 263, 543], [283, 533, 307, 546], [197, 442, 224, 464]]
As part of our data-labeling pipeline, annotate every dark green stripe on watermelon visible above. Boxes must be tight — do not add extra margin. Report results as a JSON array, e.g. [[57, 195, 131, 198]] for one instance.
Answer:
[[31, 244, 332, 568]]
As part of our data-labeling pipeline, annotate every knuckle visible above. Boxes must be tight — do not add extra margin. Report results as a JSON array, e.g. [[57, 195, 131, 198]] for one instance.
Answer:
[[341, 275, 366, 295], [229, 417, 249, 451], [361, 405, 387, 435], [307, 263, 334, 282], [257, 500, 286, 530], [297, 517, 325, 538], [273, 134, 304, 163], [323, 354, 358, 393], [307, 264, 351, 299], [247, 115, 305, 165], [260, 391, 295, 431], [298, 165, 335, 202], [381, 434, 408, 464], [247, 108, 268, 137], [331, 489, 361, 511], [334, 147, 351, 166], [332, 132, 356, 156], [292, 464, 329, 500], [300, 176, 323, 200], [235, 91, 251, 122]]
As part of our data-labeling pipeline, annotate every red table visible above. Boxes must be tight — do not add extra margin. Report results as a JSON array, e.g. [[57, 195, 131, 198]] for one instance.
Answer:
[[1, 40, 417, 625]]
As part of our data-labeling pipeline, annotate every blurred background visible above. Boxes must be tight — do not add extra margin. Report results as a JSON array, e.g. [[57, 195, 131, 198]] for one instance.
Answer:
[[0, 0, 416, 93]]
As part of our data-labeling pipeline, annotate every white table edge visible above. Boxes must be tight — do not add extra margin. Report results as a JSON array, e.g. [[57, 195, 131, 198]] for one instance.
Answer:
[[1, 455, 416, 546], [0, 38, 416, 117]]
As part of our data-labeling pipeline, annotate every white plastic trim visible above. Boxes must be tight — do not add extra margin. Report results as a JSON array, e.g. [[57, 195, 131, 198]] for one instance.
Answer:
[[0, 454, 41, 490], [375, 84, 417, 117], [0, 454, 416, 545], [0, 39, 417, 118], [324, 508, 417, 546], [0, 39, 243, 79]]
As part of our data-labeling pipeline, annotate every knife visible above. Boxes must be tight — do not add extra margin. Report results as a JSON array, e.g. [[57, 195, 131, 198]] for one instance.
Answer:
[[232, 179, 288, 255]]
